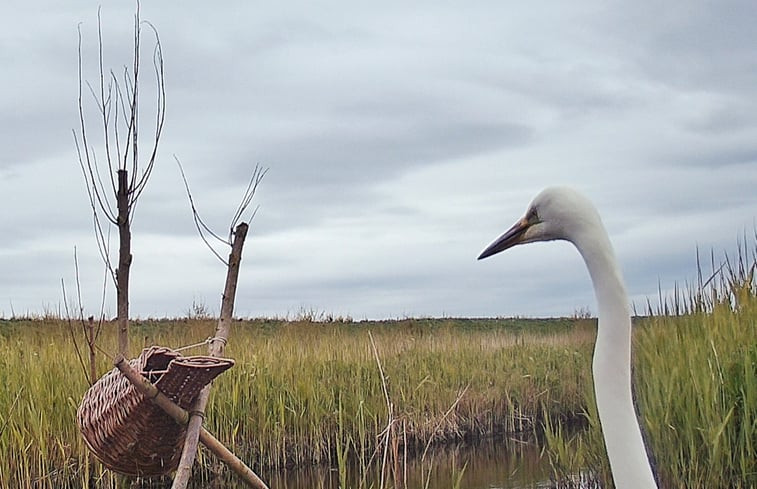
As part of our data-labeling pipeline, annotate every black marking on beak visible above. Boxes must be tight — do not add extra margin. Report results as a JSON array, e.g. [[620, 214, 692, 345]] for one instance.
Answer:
[[478, 217, 530, 260]]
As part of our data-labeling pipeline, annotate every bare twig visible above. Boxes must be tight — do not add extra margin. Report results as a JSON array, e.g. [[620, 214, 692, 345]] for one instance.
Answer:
[[73, 245, 102, 384], [175, 156, 229, 265], [62, 245, 107, 385], [420, 383, 470, 461], [175, 158, 266, 266], [61, 278, 90, 384], [368, 331, 394, 489], [0, 388, 24, 439], [230, 166, 268, 234], [130, 20, 165, 207]]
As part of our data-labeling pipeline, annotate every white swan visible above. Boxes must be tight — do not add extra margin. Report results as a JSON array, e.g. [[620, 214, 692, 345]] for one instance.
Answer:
[[478, 187, 658, 489]]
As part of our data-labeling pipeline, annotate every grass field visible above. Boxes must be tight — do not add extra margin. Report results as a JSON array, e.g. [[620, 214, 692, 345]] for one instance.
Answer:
[[0, 243, 754, 488], [0, 316, 597, 488]]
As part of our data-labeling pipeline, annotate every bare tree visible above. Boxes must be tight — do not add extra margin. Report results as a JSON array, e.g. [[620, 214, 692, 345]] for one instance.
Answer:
[[171, 160, 267, 489], [74, 4, 166, 357]]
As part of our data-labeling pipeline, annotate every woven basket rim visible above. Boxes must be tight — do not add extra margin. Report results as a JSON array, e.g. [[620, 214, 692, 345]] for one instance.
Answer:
[[77, 345, 235, 476]]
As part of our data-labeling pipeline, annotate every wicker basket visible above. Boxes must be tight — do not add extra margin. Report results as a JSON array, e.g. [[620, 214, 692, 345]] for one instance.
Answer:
[[77, 346, 234, 476]]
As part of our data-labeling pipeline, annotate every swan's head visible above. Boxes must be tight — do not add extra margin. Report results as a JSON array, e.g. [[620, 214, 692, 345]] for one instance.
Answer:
[[478, 186, 601, 260]]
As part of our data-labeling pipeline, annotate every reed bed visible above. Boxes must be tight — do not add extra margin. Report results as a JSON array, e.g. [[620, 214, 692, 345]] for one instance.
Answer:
[[2, 239, 753, 488], [0, 316, 594, 488], [546, 238, 757, 488]]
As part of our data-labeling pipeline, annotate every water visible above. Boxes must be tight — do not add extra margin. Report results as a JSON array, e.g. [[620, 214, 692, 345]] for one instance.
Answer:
[[247, 436, 558, 489], [85, 433, 597, 489]]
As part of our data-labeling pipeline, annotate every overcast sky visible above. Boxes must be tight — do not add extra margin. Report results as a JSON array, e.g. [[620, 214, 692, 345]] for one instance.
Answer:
[[1, 1, 755, 320]]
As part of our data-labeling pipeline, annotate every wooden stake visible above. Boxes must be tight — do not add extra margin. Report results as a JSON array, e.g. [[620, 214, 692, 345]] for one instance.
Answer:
[[116, 169, 131, 357], [87, 316, 97, 384], [113, 355, 268, 489], [172, 222, 252, 489]]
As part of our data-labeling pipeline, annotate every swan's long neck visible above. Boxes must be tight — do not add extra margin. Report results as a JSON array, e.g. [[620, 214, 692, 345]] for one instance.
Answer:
[[574, 228, 658, 489]]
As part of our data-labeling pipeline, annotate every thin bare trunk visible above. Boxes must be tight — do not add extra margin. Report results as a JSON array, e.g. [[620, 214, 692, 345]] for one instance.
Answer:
[[88, 317, 97, 383], [75, 8, 163, 359], [116, 169, 131, 356], [171, 223, 259, 489], [212, 222, 249, 356]]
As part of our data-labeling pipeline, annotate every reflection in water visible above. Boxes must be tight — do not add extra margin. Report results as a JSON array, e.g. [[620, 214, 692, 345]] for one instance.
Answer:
[[252, 435, 556, 489]]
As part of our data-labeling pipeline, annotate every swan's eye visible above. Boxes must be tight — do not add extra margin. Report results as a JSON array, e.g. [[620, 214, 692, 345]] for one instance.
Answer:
[[527, 207, 539, 223]]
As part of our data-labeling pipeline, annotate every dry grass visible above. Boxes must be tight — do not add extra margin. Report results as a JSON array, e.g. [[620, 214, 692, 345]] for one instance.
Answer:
[[0, 316, 593, 488]]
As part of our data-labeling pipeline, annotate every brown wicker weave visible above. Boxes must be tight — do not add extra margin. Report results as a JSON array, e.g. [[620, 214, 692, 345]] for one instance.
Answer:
[[77, 346, 234, 476]]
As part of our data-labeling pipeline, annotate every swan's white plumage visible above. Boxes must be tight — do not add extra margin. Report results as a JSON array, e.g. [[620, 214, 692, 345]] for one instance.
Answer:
[[479, 187, 658, 489]]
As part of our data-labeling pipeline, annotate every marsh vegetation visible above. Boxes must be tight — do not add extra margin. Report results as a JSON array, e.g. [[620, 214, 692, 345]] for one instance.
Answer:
[[0, 241, 754, 488]]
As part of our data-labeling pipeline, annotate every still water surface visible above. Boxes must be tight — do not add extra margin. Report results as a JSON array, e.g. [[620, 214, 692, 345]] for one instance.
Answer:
[[247, 436, 559, 489]]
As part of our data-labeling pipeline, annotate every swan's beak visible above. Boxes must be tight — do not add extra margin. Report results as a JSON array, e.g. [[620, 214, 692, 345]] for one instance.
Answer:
[[478, 217, 530, 260]]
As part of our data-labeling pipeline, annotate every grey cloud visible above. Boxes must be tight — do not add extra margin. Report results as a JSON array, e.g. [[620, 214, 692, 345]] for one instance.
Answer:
[[0, 110, 73, 170], [2, 1, 757, 319], [256, 119, 531, 186], [682, 148, 757, 170], [683, 100, 757, 135], [596, 1, 757, 94]]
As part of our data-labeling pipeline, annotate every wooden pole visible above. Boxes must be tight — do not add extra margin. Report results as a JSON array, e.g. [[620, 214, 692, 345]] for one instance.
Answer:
[[87, 316, 97, 384], [113, 355, 268, 489], [114, 355, 189, 423], [172, 222, 253, 489], [116, 169, 131, 357]]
